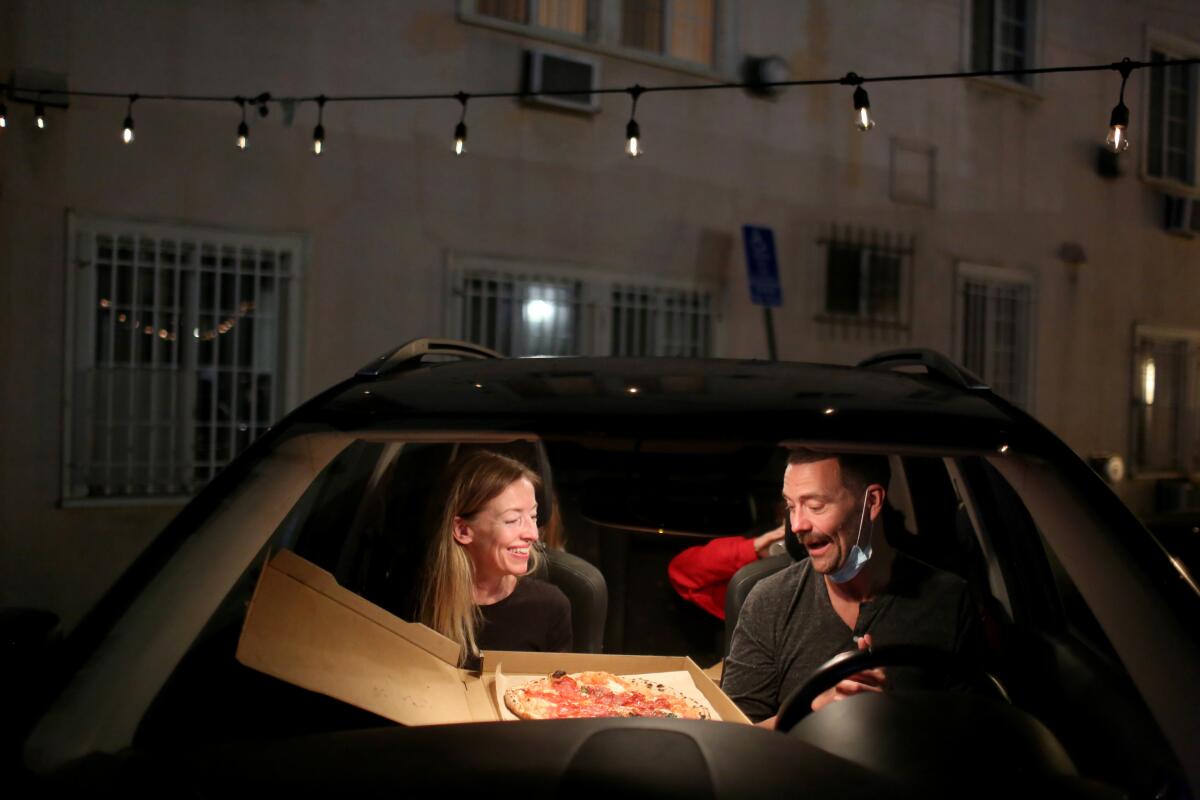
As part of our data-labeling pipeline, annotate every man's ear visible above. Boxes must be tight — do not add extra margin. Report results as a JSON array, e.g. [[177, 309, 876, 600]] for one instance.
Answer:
[[867, 485, 886, 521], [452, 516, 474, 545]]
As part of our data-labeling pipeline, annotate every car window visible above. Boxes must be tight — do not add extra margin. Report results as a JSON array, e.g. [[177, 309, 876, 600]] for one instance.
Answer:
[[959, 457, 1183, 795]]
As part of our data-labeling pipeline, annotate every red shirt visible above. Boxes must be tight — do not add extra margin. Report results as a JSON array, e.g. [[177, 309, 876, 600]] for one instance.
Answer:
[[667, 536, 759, 620]]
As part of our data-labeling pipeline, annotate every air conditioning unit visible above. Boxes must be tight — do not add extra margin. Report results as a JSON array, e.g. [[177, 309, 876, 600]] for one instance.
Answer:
[[1163, 193, 1200, 237], [522, 49, 599, 113]]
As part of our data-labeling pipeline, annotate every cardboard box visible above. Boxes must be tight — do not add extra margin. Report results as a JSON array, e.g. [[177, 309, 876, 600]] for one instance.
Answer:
[[236, 550, 750, 726]]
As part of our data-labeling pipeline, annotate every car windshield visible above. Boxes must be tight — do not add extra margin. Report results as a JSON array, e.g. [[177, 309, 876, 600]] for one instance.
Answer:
[[22, 402, 1197, 796]]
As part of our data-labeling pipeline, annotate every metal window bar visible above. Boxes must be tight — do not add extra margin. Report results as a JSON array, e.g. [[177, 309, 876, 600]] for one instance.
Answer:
[[74, 223, 294, 499], [168, 237, 183, 493], [146, 237, 160, 492], [960, 277, 1031, 407], [248, 247, 261, 445], [124, 236, 140, 494], [456, 266, 710, 358], [1165, 60, 1196, 184], [995, 0, 1028, 75], [207, 245, 220, 483], [819, 226, 914, 327], [102, 234, 117, 493]]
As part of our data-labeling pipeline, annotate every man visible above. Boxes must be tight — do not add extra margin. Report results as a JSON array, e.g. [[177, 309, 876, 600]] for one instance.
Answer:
[[721, 449, 980, 727]]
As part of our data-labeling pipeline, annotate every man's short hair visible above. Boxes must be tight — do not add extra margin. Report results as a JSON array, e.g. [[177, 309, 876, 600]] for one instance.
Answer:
[[786, 448, 891, 493]]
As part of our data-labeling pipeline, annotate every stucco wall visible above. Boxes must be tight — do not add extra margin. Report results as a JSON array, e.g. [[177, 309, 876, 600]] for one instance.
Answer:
[[2, 0, 1198, 630]]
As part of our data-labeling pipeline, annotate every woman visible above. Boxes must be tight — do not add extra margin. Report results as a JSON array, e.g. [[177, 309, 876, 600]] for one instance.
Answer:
[[418, 449, 572, 660]]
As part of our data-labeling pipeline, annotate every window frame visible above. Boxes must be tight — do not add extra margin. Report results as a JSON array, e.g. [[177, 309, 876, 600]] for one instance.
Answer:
[[1129, 323, 1200, 480], [813, 227, 914, 330], [1141, 32, 1200, 195], [962, 0, 1044, 98], [443, 253, 719, 357], [953, 261, 1037, 411], [457, 0, 737, 80], [61, 212, 306, 507]]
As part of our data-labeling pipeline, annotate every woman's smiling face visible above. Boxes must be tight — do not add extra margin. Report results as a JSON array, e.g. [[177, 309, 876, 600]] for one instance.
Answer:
[[455, 477, 539, 582]]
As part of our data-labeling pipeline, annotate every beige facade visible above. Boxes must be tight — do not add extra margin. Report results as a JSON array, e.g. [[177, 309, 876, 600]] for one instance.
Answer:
[[2, 0, 1199, 630]]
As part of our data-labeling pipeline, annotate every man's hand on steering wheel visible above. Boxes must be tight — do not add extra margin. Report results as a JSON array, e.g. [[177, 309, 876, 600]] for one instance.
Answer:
[[810, 634, 887, 712]]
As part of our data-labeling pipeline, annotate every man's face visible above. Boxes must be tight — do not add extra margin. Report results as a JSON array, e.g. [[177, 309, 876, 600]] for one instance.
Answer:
[[782, 458, 864, 575]]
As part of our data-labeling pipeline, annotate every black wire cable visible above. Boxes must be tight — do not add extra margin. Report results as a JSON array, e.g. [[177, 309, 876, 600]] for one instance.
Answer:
[[1, 57, 1196, 111]]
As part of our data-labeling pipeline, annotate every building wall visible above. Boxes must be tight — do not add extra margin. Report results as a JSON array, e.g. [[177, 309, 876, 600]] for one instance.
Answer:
[[2, 0, 1199, 629]]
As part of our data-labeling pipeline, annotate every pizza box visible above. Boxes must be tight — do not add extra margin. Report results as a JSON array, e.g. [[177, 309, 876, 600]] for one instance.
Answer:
[[236, 549, 750, 726]]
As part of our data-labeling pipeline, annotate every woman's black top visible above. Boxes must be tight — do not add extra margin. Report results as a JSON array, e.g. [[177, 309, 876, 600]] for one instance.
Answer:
[[478, 577, 573, 652]]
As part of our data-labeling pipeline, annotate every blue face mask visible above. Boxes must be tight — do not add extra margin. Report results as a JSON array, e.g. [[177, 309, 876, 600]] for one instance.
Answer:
[[828, 487, 874, 584]]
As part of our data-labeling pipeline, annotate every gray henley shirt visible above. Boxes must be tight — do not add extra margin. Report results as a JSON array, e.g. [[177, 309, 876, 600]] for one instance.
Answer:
[[722, 552, 980, 722]]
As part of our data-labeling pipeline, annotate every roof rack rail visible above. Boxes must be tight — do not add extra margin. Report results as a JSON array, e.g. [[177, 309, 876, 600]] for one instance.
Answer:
[[357, 338, 503, 378], [856, 348, 989, 391]]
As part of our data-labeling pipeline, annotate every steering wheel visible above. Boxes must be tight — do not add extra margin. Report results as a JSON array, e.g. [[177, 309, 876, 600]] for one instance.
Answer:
[[774, 643, 1006, 733]]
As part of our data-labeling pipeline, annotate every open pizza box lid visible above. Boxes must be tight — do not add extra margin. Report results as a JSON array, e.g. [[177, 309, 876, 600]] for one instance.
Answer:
[[236, 550, 749, 726]]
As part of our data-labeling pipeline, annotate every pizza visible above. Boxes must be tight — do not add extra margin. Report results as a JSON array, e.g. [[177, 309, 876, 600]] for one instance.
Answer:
[[503, 670, 711, 721]]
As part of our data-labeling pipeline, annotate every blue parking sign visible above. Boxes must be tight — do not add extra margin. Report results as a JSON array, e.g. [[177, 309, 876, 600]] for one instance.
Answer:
[[742, 225, 782, 308]]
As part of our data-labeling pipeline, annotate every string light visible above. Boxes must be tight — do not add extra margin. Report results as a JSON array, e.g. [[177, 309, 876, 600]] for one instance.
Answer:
[[625, 84, 643, 158], [845, 73, 875, 132], [236, 97, 249, 150], [1106, 58, 1134, 154], [313, 95, 326, 155], [454, 92, 468, 156], [3, 56, 1197, 157], [121, 95, 137, 144]]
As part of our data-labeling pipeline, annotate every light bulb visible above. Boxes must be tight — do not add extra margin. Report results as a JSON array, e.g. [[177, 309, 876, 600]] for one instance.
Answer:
[[0, 103, 7, 128], [122, 115, 135, 144], [853, 86, 875, 132], [1143, 358, 1156, 406], [237, 120, 249, 150], [313, 124, 325, 155], [35, 102, 46, 130], [625, 119, 642, 158], [1106, 125, 1129, 153], [1106, 101, 1131, 153], [454, 121, 467, 156]]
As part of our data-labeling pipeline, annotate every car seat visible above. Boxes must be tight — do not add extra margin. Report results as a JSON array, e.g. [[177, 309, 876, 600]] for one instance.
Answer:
[[530, 548, 609, 653], [722, 552, 793, 656]]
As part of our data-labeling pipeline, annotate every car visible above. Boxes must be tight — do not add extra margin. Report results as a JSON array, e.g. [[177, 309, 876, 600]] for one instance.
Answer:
[[10, 339, 1200, 798]]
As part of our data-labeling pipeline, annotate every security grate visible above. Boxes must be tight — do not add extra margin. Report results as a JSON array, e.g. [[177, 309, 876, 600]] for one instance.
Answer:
[[610, 283, 712, 357], [959, 271, 1033, 408], [818, 226, 914, 328], [449, 260, 713, 358], [65, 218, 301, 500]]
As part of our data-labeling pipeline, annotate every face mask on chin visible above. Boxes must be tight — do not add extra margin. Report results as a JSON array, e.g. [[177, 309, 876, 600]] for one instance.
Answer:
[[828, 486, 874, 584]]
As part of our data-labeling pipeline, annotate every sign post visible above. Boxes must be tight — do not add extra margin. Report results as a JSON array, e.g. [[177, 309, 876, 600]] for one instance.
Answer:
[[742, 225, 783, 360]]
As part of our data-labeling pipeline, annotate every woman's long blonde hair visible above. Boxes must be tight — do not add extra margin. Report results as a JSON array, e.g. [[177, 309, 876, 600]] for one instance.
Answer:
[[418, 449, 542, 659]]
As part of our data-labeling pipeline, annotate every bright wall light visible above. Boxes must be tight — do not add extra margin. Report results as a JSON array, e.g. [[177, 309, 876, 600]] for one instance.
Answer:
[[1142, 358, 1156, 406], [524, 298, 555, 325]]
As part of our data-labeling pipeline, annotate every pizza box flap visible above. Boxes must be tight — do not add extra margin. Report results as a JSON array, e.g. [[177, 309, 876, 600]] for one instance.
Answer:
[[237, 550, 749, 726], [236, 549, 488, 726]]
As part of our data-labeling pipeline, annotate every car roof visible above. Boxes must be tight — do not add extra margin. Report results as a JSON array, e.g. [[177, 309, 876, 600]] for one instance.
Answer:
[[310, 355, 1021, 452]]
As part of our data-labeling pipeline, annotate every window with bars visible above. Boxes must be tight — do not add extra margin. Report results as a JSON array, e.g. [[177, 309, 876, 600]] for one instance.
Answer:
[[970, 0, 1037, 86], [957, 265, 1034, 408], [64, 216, 302, 501], [448, 260, 714, 358], [1132, 328, 1200, 476], [818, 229, 912, 327], [1147, 49, 1198, 186], [462, 0, 722, 69]]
